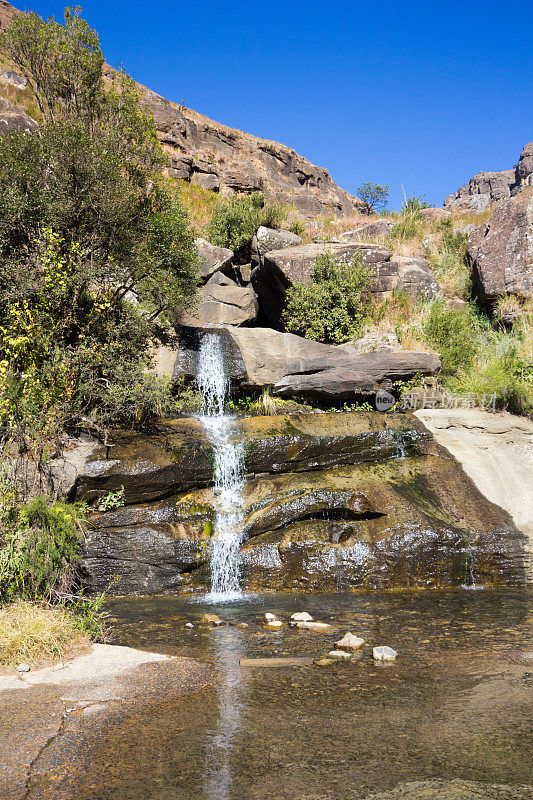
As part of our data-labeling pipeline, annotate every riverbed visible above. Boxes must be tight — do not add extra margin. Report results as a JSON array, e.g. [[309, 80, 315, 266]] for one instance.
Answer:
[[12, 588, 530, 799]]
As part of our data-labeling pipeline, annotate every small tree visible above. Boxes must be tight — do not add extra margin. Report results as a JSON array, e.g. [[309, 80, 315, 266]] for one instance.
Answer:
[[356, 182, 389, 214], [282, 252, 373, 343]]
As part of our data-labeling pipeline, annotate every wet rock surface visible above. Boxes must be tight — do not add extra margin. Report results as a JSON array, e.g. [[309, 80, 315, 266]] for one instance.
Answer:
[[78, 411, 525, 594]]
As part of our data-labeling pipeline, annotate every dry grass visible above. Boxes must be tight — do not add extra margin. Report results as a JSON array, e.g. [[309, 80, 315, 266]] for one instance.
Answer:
[[0, 601, 89, 668], [450, 207, 493, 228], [167, 179, 219, 235]]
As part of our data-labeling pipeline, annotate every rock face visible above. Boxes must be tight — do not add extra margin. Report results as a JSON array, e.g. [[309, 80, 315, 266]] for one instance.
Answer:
[[444, 170, 516, 211], [444, 140, 533, 210], [251, 242, 440, 328], [170, 325, 440, 401], [467, 190, 533, 303], [75, 412, 525, 593], [0, 95, 37, 133], [140, 85, 363, 217], [179, 273, 258, 327]]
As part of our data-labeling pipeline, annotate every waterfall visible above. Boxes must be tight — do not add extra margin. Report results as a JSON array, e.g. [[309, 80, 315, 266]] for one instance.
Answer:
[[196, 334, 246, 599]]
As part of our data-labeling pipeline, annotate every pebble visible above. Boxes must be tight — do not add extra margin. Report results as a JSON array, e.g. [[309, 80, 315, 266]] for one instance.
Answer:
[[185, 622, 194, 628], [264, 613, 279, 622], [373, 645, 398, 661], [328, 650, 352, 661], [266, 620, 283, 628], [291, 612, 313, 622], [336, 633, 365, 651], [16, 663, 30, 673]]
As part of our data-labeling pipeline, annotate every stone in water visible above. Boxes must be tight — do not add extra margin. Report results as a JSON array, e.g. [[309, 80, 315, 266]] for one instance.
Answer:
[[291, 612, 313, 622], [296, 621, 332, 631], [266, 619, 283, 628], [185, 622, 194, 628], [328, 650, 352, 661], [336, 633, 365, 651], [373, 645, 398, 661], [264, 612, 279, 622], [201, 613, 224, 626]]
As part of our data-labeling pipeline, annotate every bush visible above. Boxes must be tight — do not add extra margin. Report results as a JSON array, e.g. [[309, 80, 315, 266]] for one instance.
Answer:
[[0, 496, 86, 602], [423, 300, 478, 373], [283, 252, 373, 343], [427, 230, 471, 299], [207, 192, 288, 261]]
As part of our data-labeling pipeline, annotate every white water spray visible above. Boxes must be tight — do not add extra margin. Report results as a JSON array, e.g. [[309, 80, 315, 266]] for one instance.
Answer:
[[196, 334, 246, 599]]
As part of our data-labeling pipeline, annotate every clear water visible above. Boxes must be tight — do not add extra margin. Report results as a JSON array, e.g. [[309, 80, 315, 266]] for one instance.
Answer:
[[29, 589, 530, 800], [196, 334, 246, 599]]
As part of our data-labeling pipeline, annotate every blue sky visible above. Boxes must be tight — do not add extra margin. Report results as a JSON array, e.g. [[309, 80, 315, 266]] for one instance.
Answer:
[[26, 1, 533, 209]]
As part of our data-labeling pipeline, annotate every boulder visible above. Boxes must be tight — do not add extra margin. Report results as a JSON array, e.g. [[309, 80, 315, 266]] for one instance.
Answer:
[[419, 207, 451, 222], [195, 238, 233, 282], [467, 190, 533, 303], [0, 96, 37, 134], [373, 645, 398, 661], [273, 349, 441, 402], [180, 273, 258, 327], [172, 325, 440, 401], [339, 219, 394, 240], [393, 256, 442, 301], [251, 226, 302, 268], [346, 332, 399, 354], [252, 242, 393, 328]]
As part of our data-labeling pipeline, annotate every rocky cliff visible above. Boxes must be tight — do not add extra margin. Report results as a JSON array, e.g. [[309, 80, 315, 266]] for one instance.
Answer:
[[0, 1, 361, 217], [444, 140, 533, 211]]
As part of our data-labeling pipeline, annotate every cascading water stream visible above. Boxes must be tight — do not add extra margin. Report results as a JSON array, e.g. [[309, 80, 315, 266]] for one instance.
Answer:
[[196, 334, 246, 600]]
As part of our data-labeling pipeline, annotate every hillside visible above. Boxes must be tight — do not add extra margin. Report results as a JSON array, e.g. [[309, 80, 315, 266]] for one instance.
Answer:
[[0, 0, 362, 217]]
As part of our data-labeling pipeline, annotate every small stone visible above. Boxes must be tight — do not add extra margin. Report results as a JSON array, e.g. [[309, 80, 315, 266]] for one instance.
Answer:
[[328, 650, 352, 661], [373, 645, 398, 661], [314, 657, 337, 667], [336, 633, 365, 651], [185, 622, 194, 628], [266, 620, 283, 628], [237, 622, 249, 629], [201, 613, 224, 626], [264, 612, 278, 622], [291, 612, 313, 622], [16, 663, 30, 673], [296, 621, 332, 631]]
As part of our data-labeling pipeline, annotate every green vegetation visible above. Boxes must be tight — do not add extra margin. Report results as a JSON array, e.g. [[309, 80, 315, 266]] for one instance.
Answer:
[[283, 251, 373, 343], [98, 487, 125, 512], [387, 194, 430, 244], [207, 191, 287, 261], [0, 7, 202, 649], [357, 182, 390, 214]]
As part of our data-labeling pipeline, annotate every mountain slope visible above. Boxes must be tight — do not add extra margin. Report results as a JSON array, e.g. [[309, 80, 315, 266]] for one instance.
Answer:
[[0, 1, 361, 217]]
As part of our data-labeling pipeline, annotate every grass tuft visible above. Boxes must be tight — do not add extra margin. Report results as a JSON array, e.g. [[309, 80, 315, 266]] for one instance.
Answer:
[[0, 600, 90, 667]]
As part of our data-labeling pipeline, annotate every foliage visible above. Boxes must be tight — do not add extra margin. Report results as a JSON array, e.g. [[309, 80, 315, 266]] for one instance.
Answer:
[[0, 7, 104, 124], [423, 300, 478, 374], [207, 192, 288, 261], [260, 202, 288, 230], [289, 219, 306, 237], [98, 487, 125, 512], [401, 194, 430, 214], [0, 495, 86, 602], [357, 182, 390, 213], [0, 600, 90, 666], [283, 252, 373, 343], [0, 9, 200, 454], [427, 228, 470, 299]]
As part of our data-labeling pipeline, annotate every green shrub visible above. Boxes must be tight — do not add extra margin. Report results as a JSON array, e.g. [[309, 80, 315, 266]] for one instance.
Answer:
[[207, 192, 288, 261], [427, 231, 471, 299], [260, 202, 288, 230], [0, 496, 86, 602], [423, 300, 478, 373], [283, 252, 373, 343], [289, 219, 306, 237]]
